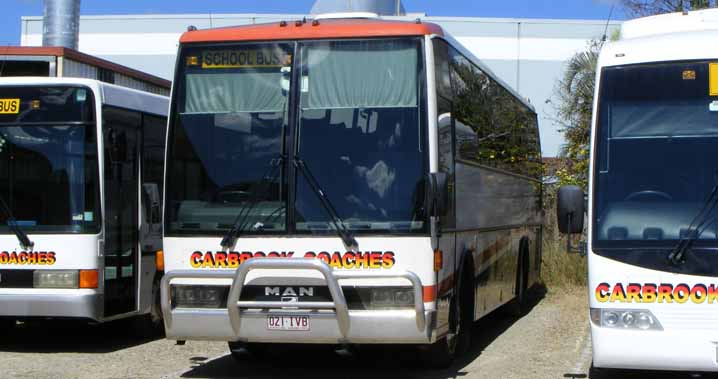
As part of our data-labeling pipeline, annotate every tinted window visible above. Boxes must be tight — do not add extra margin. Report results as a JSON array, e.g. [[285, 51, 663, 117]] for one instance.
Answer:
[[166, 43, 292, 235], [0, 85, 99, 234], [295, 39, 427, 233], [0, 86, 94, 124], [142, 114, 166, 195], [592, 60, 718, 275], [437, 96, 455, 228], [448, 47, 540, 176]]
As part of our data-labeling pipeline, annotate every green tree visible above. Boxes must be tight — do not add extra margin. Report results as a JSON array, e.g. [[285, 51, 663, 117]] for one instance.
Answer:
[[552, 40, 601, 189], [621, 0, 716, 17], [553, 1, 717, 189]]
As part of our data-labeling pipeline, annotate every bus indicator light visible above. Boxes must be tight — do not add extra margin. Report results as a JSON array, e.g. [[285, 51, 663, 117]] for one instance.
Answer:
[[186, 56, 199, 66], [31, 100, 40, 109], [79, 269, 98, 289], [156, 250, 164, 271], [434, 249, 443, 272], [682, 70, 696, 80]]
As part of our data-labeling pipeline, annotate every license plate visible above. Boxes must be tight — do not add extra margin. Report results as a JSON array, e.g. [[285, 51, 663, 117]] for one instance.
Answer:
[[266, 315, 310, 331], [0, 99, 19, 114]]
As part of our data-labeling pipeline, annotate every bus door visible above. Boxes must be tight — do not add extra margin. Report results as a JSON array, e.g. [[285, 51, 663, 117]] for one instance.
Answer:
[[102, 107, 140, 317]]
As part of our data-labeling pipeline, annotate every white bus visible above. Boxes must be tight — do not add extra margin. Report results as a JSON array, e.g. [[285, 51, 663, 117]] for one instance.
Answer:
[[161, 16, 543, 366], [0, 77, 168, 331], [558, 9, 718, 373]]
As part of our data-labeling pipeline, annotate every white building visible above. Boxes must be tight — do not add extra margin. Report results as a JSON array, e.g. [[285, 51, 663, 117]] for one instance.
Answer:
[[19, 13, 621, 156]]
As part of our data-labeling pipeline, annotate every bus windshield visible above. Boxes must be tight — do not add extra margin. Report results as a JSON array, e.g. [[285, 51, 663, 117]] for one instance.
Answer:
[[0, 86, 100, 233], [295, 39, 426, 233], [593, 61, 718, 272], [165, 39, 426, 235]]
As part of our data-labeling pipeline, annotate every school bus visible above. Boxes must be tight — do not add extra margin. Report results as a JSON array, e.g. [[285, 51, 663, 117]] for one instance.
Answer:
[[0, 77, 168, 332], [161, 15, 542, 366]]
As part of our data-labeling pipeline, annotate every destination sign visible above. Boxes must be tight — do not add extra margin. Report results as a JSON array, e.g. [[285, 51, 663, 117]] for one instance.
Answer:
[[201, 49, 290, 69], [0, 99, 20, 114]]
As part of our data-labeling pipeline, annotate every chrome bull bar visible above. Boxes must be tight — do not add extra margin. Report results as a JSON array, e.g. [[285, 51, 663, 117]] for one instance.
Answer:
[[161, 258, 427, 340]]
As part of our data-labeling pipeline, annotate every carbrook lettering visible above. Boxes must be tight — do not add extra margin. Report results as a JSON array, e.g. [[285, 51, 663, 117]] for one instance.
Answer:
[[596, 282, 718, 304]]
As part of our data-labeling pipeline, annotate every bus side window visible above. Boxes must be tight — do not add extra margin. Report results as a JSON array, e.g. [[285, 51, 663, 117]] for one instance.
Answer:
[[141, 113, 167, 223], [433, 39, 453, 101], [434, 39, 456, 229]]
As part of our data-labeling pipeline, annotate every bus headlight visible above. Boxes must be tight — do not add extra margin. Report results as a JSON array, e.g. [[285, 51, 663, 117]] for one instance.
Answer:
[[171, 285, 228, 309], [590, 308, 662, 331], [33, 270, 79, 289], [368, 287, 414, 309]]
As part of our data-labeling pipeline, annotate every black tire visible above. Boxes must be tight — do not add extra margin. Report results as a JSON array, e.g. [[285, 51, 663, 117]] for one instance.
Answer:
[[455, 261, 474, 355], [422, 336, 454, 369], [148, 278, 165, 335], [228, 341, 251, 362], [589, 364, 622, 378], [507, 248, 529, 317], [228, 341, 267, 362], [134, 279, 164, 337], [422, 260, 474, 368], [0, 318, 15, 334]]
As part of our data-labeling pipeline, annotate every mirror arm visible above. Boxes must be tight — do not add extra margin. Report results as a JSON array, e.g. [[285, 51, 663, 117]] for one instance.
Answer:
[[565, 213, 587, 256], [430, 216, 439, 251]]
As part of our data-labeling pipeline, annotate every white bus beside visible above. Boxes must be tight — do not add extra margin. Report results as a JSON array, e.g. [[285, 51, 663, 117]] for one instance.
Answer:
[[0, 77, 168, 331], [161, 16, 543, 366], [558, 9, 718, 373]]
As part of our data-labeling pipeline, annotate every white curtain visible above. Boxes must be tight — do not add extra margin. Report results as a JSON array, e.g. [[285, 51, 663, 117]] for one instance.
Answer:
[[305, 39, 418, 110], [185, 71, 286, 114]]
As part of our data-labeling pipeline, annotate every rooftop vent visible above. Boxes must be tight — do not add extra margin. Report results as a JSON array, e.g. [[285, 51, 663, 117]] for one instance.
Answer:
[[314, 12, 380, 20], [43, 0, 81, 50], [310, 0, 405, 16]]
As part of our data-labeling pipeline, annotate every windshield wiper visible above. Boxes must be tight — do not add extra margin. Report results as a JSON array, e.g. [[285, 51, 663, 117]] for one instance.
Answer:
[[293, 157, 358, 251], [668, 184, 718, 265], [220, 155, 284, 250], [0, 194, 33, 250]]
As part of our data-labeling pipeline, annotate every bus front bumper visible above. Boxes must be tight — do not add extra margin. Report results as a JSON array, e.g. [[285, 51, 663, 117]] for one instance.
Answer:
[[0, 290, 101, 320], [161, 258, 435, 344], [592, 324, 718, 371]]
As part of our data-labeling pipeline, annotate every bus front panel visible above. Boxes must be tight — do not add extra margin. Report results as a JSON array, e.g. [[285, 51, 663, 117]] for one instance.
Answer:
[[0, 84, 103, 321], [589, 60, 718, 371], [161, 38, 440, 344]]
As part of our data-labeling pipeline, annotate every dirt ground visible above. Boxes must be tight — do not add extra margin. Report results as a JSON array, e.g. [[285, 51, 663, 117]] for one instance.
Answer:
[[2, 287, 717, 379]]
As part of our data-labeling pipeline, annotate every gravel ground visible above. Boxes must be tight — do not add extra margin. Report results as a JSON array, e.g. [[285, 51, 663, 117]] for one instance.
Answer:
[[2, 288, 718, 379]]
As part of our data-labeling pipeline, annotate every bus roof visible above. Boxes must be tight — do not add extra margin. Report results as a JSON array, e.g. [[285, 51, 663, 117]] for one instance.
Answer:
[[621, 8, 718, 40], [179, 18, 444, 44], [599, 29, 718, 68], [0, 76, 168, 116]]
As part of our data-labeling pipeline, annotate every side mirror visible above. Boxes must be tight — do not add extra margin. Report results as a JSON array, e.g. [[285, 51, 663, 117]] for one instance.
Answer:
[[426, 172, 449, 251], [425, 172, 449, 217], [557, 185, 585, 234]]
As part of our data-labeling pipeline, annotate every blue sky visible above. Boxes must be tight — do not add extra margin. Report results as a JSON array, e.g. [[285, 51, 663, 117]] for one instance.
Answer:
[[2, 0, 624, 45]]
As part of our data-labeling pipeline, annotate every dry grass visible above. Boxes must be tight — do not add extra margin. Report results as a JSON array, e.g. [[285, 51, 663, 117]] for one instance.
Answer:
[[541, 238, 587, 288], [540, 188, 588, 289]]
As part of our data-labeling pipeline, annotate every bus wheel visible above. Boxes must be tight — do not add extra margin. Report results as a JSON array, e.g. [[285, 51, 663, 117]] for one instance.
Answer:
[[148, 278, 165, 334], [423, 263, 474, 368], [228, 341, 266, 362], [589, 364, 622, 378], [0, 318, 15, 333], [507, 248, 529, 317], [135, 278, 164, 337]]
